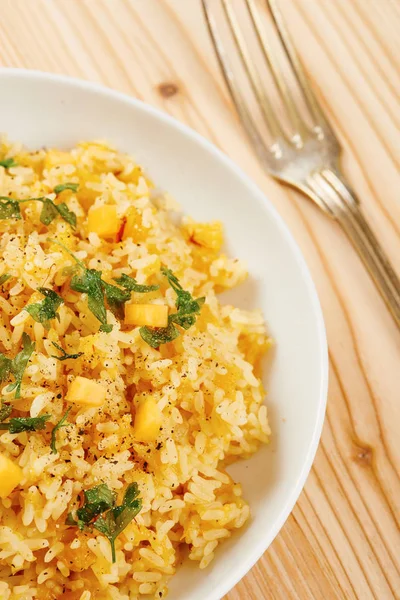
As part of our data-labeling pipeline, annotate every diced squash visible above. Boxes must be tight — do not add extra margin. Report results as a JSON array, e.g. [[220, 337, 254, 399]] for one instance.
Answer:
[[44, 150, 72, 170], [133, 397, 162, 442], [87, 205, 120, 238], [125, 304, 168, 328], [66, 376, 106, 408], [189, 221, 223, 251], [122, 206, 149, 242], [0, 454, 23, 498]]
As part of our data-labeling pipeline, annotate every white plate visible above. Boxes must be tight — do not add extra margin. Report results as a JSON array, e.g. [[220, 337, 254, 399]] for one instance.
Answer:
[[0, 69, 328, 600]]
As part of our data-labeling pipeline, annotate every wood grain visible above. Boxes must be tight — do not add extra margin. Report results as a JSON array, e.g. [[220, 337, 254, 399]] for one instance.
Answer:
[[0, 0, 399, 598]]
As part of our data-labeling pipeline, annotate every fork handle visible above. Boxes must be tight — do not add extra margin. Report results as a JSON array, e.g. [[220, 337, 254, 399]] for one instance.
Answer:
[[308, 169, 400, 327]]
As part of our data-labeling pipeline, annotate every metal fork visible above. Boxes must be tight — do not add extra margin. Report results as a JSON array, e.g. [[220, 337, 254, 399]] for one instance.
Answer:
[[202, 0, 400, 328]]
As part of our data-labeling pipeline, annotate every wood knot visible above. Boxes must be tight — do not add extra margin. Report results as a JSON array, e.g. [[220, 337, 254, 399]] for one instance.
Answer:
[[158, 82, 179, 98], [352, 440, 374, 468]]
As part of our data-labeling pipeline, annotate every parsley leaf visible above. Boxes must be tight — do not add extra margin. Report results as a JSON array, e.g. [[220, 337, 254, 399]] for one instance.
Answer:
[[0, 355, 12, 384], [39, 198, 77, 229], [0, 414, 50, 434], [140, 268, 204, 348], [54, 182, 79, 194], [67, 483, 116, 530], [93, 483, 142, 562], [49, 239, 114, 332], [51, 342, 83, 361], [67, 483, 142, 562], [139, 322, 180, 348], [39, 198, 59, 225], [0, 400, 12, 422], [0, 195, 77, 228], [0, 274, 12, 286], [71, 267, 108, 326], [101, 281, 131, 320], [2, 333, 35, 399], [25, 287, 64, 329], [0, 197, 21, 220], [113, 274, 159, 294], [50, 407, 71, 454], [55, 202, 77, 228], [0, 158, 18, 169]]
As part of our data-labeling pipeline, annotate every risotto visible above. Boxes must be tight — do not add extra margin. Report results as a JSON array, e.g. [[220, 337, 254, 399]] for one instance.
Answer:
[[0, 139, 271, 600]]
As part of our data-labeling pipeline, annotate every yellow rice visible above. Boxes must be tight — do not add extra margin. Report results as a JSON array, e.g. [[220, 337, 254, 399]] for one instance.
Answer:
[[0, 139, 271, 600]]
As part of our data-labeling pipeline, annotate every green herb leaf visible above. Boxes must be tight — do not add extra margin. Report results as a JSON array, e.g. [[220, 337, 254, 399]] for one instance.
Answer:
[[4, 333, 35, 398], [66, 483, 142, 562], [0, 355, 12, 384], [39, 198, 59, 225], [51, 342, 83, 362], [56, 202, 77, 228], [67, 483, 117, 530], [0, 194, 76, 228], [162, 267, 205, 329], [93, 483, 142, 562], [0, 400, 12, 422], [50, 407, 71, 454], [101, 281, 131, 320], [48, 239, 114, 332], [0, 158, 18, 169], [0, 274, 12, 286], [0, 197, 21, 220], [71, 267, 108, 326], [0, 414, 51, 434], [39, 198, 77, 229], [139, 322, 180, 348], [113, 274, 159, 294], [25, 287, 64, 329], [54, 182, 79, 194]]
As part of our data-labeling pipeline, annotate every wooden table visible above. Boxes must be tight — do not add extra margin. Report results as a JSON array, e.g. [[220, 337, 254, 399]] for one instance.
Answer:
[[1, 1, 399, 598]]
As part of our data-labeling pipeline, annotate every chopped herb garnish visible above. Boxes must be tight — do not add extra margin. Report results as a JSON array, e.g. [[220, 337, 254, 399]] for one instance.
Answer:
[[38, 198, 77, 228], [94, 483, 142, 562], [0, 414, 50, 434], [50, 407, 72, 454], [140, 267, 204, 348], [139, 322, 180, 348], [0, 195, 77, 228], [0, 158, 18, 169], [0, 355, 12, 385], [55, 202, 77, 228], [51, 342, 83, 362], [101, 281, 131, 320], [48, 239, 127, 330], [67, 483, 142, 562], [54, 182, 79, 194], [25, 287, 64, 329], [0, 197, 21, 220], [0, 274, 12, 286], [72, 267, 109, 326], [0, 400, 12, 422], [113, 273, 159, 294], [0, 333, 35, 398], [67, 483, 116, 530]]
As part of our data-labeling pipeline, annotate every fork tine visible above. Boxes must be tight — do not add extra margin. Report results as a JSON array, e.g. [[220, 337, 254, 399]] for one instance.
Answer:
[[245, 0, 307, 142], [201, 0, 277, 161], [266, 0, 335, 138], [221, 0, 285, 143]]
